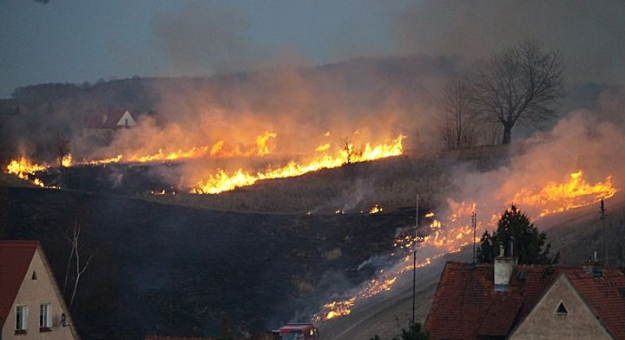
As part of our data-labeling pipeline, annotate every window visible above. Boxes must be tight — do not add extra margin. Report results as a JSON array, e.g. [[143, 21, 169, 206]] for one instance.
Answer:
[[556, 302, 568, 315], [15, 305, 28, 332], [40, 303, 52, 329], [32, 270, 37, 280], [125, 118, 128, 125]]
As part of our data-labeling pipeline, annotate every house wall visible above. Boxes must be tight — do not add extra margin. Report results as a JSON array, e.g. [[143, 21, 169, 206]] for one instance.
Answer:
[[82, 128, 114, 145], [509, 275, 613, 340], [1, 249, 79, 340], [116, 111, 136, 126]]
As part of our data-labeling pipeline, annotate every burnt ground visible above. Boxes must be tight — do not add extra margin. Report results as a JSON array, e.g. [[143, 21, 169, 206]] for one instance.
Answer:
[[0, 185, 418, 340]]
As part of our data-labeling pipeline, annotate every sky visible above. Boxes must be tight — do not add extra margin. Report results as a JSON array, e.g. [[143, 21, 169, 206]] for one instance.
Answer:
[[1, 0, 625, 98]]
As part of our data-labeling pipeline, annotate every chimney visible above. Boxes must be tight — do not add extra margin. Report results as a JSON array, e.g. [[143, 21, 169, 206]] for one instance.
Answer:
[[494, 243, 515, 291], [102, 114, 108, 124], [582, 250, 603, 277]]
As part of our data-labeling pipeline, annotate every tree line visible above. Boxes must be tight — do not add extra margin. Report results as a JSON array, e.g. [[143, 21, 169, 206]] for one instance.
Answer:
[[437, 40, 565, 148]]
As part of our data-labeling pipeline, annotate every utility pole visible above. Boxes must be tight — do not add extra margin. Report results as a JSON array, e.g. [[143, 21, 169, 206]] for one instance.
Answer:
[[472, 212, 477, 264], [412, 194, 418, 327], [600, 198, 608, 267]]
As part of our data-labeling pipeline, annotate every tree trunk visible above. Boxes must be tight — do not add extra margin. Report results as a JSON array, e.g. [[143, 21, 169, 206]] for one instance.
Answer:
[[502, 124, 513, 145]]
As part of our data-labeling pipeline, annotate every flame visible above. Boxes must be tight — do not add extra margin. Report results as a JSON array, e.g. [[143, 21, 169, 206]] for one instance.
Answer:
[[192, 134, 405, 194], [79, 131, 278, 165], [81, 155, 123, 165], [255, 131, 277, 156], [61, 154, 73, 167], [5, 157, 48, 187], [513, 171, 618, 217], [369, 204, 383, 214], [314, 170, 619, 322], [315, 144, 331, 152]]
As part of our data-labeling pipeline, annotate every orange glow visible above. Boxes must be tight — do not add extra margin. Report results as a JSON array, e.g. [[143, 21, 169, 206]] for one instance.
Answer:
[[369, 204, 383, 214], [79, 131, 278, 165], [513, 171, 618, 217], [315, 170, 620, 322], [5, 157, 48, 187], [61, 154, 73, 167], [315, 143, 331, 152], [191, 134, 405, 194]]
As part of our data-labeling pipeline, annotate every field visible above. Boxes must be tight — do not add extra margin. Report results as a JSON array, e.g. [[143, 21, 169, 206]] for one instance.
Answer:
[[1, 145, 623, 340]]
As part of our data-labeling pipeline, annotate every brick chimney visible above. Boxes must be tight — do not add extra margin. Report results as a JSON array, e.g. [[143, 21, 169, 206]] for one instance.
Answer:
[[494, 243, 515, 291]]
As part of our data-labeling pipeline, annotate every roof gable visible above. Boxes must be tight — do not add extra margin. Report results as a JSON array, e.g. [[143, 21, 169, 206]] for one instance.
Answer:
[[84, 109, 133, 129], [0, 241, 39, 320], [507, 273, 614, 340], [567, 269, 625, 340], [425, 262, 562, 340]]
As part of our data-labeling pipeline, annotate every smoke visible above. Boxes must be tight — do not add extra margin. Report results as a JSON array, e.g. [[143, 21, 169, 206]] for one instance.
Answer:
[[395, 0, 625, 84], [78, 55, 453, 190], [443, 109, 625, 226], [151, 1, 260, 76]]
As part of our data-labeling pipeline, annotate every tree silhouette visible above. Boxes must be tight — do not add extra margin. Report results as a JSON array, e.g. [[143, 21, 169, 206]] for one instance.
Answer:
[[477, 204, 559, 264], [472, 40, 564, 144]]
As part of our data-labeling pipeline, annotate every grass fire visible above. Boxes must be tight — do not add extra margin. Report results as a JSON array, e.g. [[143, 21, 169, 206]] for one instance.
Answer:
[[2, 3, 625, 340]]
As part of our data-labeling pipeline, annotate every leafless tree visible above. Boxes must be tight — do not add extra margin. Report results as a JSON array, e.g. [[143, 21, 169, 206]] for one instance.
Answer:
[[437, 76, 479, 150], [341, 138, 362, 164], [63, 221, 93, 309], [56, 135, 70, 167], [472, 40, 564, 144]]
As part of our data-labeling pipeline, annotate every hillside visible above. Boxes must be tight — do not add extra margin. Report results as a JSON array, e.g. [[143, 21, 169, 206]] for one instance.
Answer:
[[315, 194, 625, 340], [0, 185, 419, 340], [21, 145, 513, 214]]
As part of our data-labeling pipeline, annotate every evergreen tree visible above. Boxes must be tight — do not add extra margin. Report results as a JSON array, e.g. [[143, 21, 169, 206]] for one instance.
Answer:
[[477, 204, 559, 264]]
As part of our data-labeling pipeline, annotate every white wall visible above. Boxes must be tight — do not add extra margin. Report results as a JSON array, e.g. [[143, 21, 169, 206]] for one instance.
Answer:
[[1, 249, 80, 340]]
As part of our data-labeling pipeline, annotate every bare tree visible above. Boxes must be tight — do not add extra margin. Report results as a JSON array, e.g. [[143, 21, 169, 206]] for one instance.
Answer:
[[63, 221, 93, 309], [56, 135, 70, 167], [472, 40, 564, 144], [340, 138, 362, 164], [437, 76, 479, 150]]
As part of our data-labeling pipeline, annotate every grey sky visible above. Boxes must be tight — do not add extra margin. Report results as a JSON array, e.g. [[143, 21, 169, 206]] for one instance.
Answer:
[[1, 0, 624, 98]]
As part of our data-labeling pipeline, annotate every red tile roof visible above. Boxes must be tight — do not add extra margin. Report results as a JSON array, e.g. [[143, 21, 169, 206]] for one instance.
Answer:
[[84, 109, 131, 129], [426, 261, 625, 340], [567, 268, 625, 340], [0, 240, 39, 321]]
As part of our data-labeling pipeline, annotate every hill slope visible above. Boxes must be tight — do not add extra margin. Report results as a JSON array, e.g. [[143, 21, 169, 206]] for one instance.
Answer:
[[0, 185, 417, 340]]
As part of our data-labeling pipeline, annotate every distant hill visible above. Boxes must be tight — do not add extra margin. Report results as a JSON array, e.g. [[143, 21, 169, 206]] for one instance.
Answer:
[[0, 54, 462, 164]]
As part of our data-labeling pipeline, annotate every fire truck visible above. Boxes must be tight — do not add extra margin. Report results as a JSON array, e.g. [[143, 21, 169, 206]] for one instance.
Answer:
[[277, 323, 319, 340]]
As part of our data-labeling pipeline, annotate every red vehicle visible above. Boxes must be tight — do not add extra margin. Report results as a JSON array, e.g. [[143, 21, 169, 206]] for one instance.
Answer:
[[278, 323, 319, 340]]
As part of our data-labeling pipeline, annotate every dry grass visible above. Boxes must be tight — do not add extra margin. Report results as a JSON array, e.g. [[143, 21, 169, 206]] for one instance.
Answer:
[[143, 145, 512, 214]]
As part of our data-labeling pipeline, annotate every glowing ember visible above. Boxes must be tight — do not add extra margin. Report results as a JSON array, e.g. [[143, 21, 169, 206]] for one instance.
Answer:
[[513, 171, 618, 217], [191, 134, 405, 194], [317, 298, 355, 320], [369, 204, 383, 214], [314, 170, 620, 322]]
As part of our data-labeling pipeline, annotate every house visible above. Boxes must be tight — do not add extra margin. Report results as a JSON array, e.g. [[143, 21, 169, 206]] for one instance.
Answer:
[[425, 251, 625, 340], [83, 109, 137, 143], [0, 241, 80, 340], [84, 109, 136, 129]]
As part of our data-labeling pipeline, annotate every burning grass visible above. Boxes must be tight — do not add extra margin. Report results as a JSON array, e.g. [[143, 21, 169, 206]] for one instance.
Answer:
[[313, 170, 619, 322]]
